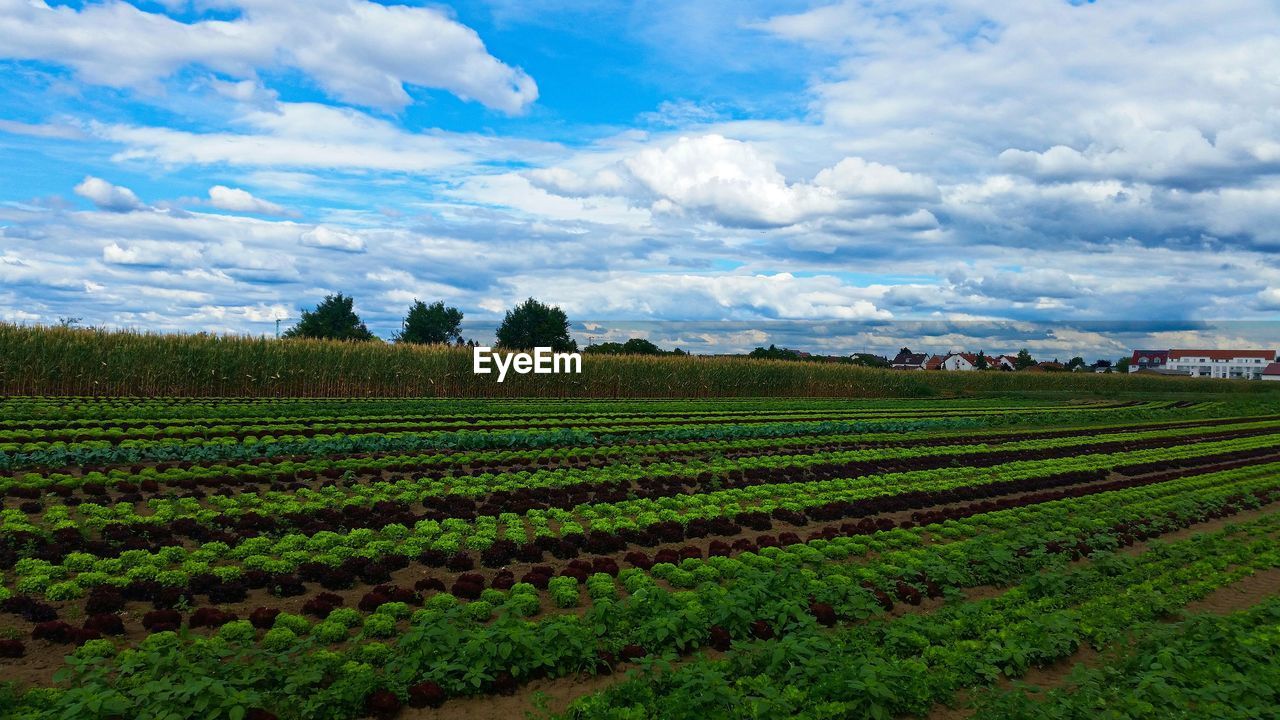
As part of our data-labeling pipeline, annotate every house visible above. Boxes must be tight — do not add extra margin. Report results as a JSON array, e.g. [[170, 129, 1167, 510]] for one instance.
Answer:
[[940, 352, 1001, 371], [890, 349, 929, 370], [991, 354, 1019, 371], [1090, 360, 1113, 373], [1165, 349, 1277, 380], [1127, 350, 1169, 372], [924, 354, 945, 371], [1262, 362, 1280, 382]]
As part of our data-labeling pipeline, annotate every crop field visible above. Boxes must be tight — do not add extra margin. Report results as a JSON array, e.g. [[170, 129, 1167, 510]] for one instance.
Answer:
[[2, 395, 1280, 719]]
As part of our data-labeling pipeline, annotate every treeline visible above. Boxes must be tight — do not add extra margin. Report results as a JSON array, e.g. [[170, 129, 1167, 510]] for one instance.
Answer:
[[285, 294, 576, 351], [748, 345, 889, 367], [3, 324, 1277, 399]]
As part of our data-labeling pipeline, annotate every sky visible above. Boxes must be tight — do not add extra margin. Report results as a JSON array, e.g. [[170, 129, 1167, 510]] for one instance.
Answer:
[[1, 0, 1279, 359]]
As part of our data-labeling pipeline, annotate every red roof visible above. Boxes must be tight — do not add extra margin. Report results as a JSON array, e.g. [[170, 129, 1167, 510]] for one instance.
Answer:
[[1264, 362, 1280, 376], [1168, 349, 1275, 361], [1130, 350, 1168, 364]]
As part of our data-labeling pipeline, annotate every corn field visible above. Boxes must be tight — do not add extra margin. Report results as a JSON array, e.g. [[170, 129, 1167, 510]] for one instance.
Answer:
[[1, 324, 1274, 398]]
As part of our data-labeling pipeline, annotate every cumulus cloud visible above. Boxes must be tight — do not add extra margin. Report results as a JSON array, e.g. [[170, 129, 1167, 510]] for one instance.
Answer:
[[0, 0, 537, 113], [73, 176, 145, 212], [207, 186, 290, 216], [528, 134, 938, 229], [813, 157, 939, 200], [622, 135, 838, 227], [299, 226, 366, 253]]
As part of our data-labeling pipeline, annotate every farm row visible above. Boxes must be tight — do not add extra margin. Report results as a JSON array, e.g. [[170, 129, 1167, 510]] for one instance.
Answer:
[[1, 396, 1278, 719]]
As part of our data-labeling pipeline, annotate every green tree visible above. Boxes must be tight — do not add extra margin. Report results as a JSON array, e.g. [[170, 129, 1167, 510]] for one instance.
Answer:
[[584, 338, 671, 356], [1066, 356, 1087, 371], [495, 298, 577, 352], [973, 351, 989, 370], [395, 300, 463, 344], [1014, 348, 1036, 370], [282, 293, 376, 341], [1116, 357, 1132, 372], [849, 353, 890, 368], [749, 344, 803, 361]]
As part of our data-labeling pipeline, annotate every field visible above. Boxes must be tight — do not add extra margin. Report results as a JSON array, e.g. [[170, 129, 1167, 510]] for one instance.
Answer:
[[5, 324, 1278, 398], [2, 394, 1280, 719]]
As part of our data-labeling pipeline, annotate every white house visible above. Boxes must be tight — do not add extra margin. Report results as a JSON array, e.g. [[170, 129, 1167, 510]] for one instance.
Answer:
[[1262, 362, 1280, 382], [991, 354, 1019, 371], [940, 353, 1001, 371], [1165, 349, 1277, 380]]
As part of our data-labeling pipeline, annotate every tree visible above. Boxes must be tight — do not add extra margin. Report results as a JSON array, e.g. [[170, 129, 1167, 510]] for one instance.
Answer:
[[395, 300, 463, 344], [1116, 357, 1132, 372], [973, 351, 989, 370], [849, 353, 890, 368], [1066, 356, 1086, 371], [749, 344, 803, 361], [1014, 348, 1036, 370], [495, 298, 577, 352], [283, 293, 376, 341], [583, 338, 674, 356]]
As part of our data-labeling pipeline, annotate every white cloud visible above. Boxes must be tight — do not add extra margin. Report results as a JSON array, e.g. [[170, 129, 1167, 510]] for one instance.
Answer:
[[299, 226, 366, 253], [207, 185, 290, 216], [102, 240, 201, 267], [498, 271, 893, 321], [623, 135, 839, 227], [73, 176, 145, 212], [0, 119, 86, 140], [0, 0, 537, 113], [94, 102, 562, 172], [526, 134, 939, 230], [1256, 288, 1280, 311], [813, 157, 938, 200]]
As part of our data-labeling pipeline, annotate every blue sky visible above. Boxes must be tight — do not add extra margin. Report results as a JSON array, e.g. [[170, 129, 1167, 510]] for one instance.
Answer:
[[1, 0, 1279, 359]]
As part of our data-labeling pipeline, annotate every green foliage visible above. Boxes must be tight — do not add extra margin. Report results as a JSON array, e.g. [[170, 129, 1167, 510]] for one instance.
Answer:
[[272, 613, 311, 636], [494, 297, 577, 352], [748, 344, 804, 361], [5, 323, 1274, 397], [283, 293, 376, 342], [583, 338, 684, 356], [548, 576, 581, 608], [362, 614, 397, 639], [261, 627, 297, 652], [217, 621, 257, 644], [395, 300, 464, 345], [313, 621, 350, 644]]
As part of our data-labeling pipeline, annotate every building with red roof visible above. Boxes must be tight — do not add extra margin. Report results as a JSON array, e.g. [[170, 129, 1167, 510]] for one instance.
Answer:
[[1128, 350, 1168, 371]]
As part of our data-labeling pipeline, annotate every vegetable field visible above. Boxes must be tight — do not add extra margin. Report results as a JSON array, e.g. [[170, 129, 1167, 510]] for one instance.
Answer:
[[2, 395, 1279, 719]]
